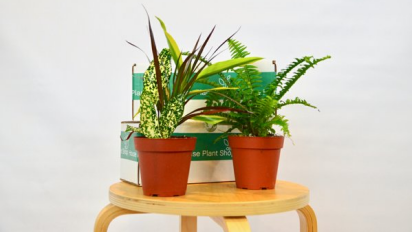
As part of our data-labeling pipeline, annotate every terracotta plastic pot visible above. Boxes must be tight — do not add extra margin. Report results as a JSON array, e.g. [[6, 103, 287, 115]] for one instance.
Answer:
[[228, 136, 284, 190], [133, 137, 196, 197]]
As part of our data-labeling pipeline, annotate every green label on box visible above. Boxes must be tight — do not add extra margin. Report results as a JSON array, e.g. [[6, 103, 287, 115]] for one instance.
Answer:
[[132, 72, 276, 100], [121, 132, 233, 162], [132, 73, 144, 100]]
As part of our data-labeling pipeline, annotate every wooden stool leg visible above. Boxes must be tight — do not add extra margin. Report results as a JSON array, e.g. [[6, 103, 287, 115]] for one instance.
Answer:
[[296, 205, 317, 232], [211, 216, 251, 232], [180, 216, 197, 232], [94, 203, 144, 232]]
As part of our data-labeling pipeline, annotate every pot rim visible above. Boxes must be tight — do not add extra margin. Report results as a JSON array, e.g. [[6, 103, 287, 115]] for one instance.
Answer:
[[228, 135, 284, 138], [134, 136, 197, 152], [228, 135, 284, 150], [134, 136, 196, 140]]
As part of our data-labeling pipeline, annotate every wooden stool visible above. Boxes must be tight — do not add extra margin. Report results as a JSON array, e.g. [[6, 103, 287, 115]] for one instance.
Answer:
[[94, 181, 317, 232]]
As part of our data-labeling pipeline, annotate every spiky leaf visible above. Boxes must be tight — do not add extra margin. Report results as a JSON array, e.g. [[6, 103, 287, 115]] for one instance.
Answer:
[[191, 115, 227, 125], [197, 57, 263, 80], [156, 17, 183, 67]]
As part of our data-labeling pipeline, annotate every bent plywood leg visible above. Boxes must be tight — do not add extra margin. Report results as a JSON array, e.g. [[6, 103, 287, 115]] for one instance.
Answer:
[[297, 205, 317, 232], [94, 203, 144, 232], [180, 216, 197, 232], [211, 216, 251, 232]]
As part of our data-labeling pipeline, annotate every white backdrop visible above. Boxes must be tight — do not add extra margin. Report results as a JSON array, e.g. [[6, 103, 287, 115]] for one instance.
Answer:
[[1, 0, 411, 231]]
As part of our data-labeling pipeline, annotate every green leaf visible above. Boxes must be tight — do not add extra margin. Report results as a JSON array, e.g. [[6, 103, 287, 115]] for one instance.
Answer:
[[191, 115, 227, 125], [156, 17, 183, 67], [156, 16, 167, 30], [179, 106, 248, 125], [188, 87, 238, 96], [197, 57, 263, 80], [132, 107, 140, 120]]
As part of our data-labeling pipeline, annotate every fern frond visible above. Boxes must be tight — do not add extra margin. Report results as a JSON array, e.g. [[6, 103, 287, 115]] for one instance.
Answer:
[[248, 95, 278, 136], [267, 115, 290, 137], [227, 39, 262, 90], [205, 38, 330, 138], [205, 91, 223, 107], [277, 97, 317, 110], [234, 64, 262, 90], [254, 96, 277, 118], [276, 55, 331, 100], [228, 39, 250, 58], [265, 57, 308, 96], [278, 57, 310, 79]]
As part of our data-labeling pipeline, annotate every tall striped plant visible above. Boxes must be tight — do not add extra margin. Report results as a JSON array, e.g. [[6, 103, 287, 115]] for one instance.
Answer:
[[127, 13, 262, 139]]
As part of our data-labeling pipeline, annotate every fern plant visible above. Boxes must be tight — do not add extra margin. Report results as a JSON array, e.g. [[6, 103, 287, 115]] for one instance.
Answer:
[[206, 39, 331, 137], [126, 13, 262, 139]]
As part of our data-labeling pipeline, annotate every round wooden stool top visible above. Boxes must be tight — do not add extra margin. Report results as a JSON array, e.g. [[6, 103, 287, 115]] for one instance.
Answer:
[[109, 181, 309, 217]]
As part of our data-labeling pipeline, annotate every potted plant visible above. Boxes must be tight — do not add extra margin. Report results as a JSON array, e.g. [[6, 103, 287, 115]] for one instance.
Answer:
[[126, 13, 262, 197], [206, 39, 331, 190]]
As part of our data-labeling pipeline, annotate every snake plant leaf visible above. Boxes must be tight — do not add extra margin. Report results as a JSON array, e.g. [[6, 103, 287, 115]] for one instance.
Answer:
[[138, 48, 172, 138], [158, 94, 185, 138], [142, 49, 171, 101], [158, 49, 172, 90], [139, 91, 160, 138], [197, 57, 263, 80], [156, 17, 183, 67], [190, 115, 227, 125]]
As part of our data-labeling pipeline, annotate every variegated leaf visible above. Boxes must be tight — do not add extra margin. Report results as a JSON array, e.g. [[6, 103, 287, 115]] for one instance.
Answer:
[[158, 94, 185, 138], [139, 49, 172, 138]]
